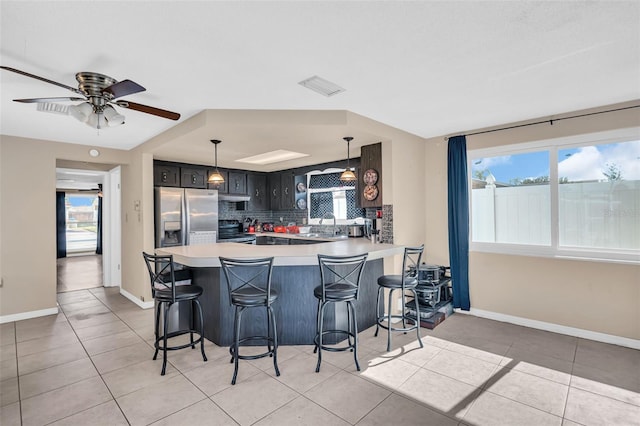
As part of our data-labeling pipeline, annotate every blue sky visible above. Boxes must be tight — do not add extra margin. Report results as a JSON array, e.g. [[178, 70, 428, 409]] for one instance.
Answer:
[[472, 140, 640, 183], [67, 194, 96, 207]]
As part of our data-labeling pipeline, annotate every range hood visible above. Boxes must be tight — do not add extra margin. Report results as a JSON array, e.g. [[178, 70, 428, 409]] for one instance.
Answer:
[[218, 193, 251, 202]]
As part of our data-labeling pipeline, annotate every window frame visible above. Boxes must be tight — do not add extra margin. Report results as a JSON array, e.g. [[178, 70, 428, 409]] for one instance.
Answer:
[[468, 127, 640, 264], [306, 168, 360, 225]]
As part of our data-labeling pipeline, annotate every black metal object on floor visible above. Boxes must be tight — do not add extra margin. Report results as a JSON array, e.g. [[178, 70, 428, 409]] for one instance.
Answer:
[[142, 252, 207, 375], [374, 245, 424, 352], [314, 253, 369, 372], [219, 256, 280, 385]]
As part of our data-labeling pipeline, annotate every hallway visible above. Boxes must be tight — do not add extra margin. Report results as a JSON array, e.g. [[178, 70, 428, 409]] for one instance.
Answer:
[[56, 255, 103, 293]]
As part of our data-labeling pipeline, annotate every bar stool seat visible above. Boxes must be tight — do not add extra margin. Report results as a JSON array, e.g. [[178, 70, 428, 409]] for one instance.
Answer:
[[375, 245, 424, 352], [142, 252, 207, 376]]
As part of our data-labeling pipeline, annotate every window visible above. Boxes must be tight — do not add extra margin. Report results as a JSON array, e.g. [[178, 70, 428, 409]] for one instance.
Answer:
[[469, 128, 640, 263], [307, 169, 365, 224], [65, 193, 99, 253]]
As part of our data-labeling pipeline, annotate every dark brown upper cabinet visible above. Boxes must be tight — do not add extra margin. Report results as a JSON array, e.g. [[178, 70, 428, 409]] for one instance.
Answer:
[[228, 171, 247, 195], [247, 173, 268, 211], [153, 164, 180, 187]]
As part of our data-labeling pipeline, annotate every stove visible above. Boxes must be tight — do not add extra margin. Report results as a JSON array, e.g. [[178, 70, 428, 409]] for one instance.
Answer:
[[218, 220, 257, 244]]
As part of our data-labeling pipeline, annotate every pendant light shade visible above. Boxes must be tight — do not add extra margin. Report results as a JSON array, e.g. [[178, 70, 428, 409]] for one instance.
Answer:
[[208, 139, 225, 184], [340, 136, 357, 182]]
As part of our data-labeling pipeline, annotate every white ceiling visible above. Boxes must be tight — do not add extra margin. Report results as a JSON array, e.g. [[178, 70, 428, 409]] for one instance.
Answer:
[[2, 1, 639, 171]]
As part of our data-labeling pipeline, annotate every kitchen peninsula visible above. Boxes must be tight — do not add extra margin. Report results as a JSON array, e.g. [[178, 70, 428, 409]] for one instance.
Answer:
[[157, 237, 405, 345]]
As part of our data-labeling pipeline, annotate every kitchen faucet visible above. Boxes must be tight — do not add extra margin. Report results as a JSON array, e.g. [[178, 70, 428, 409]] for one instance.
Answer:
[[320, 212, 337, 236]]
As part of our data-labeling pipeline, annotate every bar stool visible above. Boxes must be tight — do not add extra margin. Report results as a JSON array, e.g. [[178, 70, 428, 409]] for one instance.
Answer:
[[314, 253, 368, 372], [219, 256, 279, 385], [374, 245, 424, 352], [142, 252, 207, 375]]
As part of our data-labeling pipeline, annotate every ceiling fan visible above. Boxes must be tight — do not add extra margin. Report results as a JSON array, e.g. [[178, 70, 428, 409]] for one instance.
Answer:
[[1, 66, 180, 129]]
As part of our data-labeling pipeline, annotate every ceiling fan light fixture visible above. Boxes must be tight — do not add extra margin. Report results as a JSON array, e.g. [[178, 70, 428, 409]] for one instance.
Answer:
[[69, 102, 93, 122], [340, 136, 357, 182], [208, 139, 225, 185], [103, 105, 125, 126], [86, 111, 107, 129]]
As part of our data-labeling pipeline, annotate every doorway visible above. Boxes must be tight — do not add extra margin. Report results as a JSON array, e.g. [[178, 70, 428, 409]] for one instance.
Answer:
[[56, 165, 121, 293], [57, 191, 103, 292]]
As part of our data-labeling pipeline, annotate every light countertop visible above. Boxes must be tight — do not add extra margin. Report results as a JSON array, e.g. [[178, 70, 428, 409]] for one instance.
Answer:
[[156, 237, 404, 267]]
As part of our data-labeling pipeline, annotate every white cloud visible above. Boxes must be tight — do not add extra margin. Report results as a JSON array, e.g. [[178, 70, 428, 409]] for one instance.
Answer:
[[558, 141, 640, 181], [472, 155, 511, 171]]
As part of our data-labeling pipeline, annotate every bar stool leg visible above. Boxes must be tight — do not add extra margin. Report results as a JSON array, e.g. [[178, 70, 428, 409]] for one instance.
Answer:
[[386, 289, 395, 352], [269, 306, 280, 376], [315, 301, 326, 373], [374, 286, 383, 337], [349, 301, 360, 371], [153, 302, 162, 360], [161, 302, 170, 375], [194, 299, 208, 361], [231, 306, 242, 385], [313, 299, 321, 354]]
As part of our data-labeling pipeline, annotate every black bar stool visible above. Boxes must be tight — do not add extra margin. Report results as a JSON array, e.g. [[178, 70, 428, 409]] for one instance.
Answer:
[[219, 256, 280, 385], [374, 245, 424, 352], [142, 252, 207, 375], [314, 253, 368, 372]]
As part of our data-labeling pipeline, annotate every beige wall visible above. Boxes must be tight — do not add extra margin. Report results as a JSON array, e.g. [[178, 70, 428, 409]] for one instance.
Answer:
[[424, 101, 640, 341], [119, 149, 155, 304], [0, 135, 129, 317]]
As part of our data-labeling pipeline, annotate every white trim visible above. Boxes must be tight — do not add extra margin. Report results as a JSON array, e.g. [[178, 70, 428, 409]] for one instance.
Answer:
[[0, 307, 59, 324], [120, 288, 154, 309], [456, 308, 640, 350]]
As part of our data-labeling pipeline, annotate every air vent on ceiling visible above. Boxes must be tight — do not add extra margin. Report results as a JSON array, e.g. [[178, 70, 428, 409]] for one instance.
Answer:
[[298, 75, 345, 97]]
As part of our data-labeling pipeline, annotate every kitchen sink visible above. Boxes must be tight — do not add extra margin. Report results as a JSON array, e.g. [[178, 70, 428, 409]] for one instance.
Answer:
[[296, 233, 349, 240]]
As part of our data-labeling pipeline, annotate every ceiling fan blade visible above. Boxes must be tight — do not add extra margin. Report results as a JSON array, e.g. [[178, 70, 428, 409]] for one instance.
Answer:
[[14, 97, 86, 103], [1, 66, 83, 95], [103, 79, 146, 99], [116, 100, 180, 121]]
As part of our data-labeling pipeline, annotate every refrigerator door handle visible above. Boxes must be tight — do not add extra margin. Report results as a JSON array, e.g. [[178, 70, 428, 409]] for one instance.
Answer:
[[183, 190, 190, 245]]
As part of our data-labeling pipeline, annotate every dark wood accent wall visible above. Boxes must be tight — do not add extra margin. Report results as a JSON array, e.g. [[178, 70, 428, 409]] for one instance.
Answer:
[[359, 142, 383, 208]]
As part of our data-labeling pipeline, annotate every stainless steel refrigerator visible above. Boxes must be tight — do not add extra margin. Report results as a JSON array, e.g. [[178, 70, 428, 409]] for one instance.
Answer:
[[154, 187, 219, 248]]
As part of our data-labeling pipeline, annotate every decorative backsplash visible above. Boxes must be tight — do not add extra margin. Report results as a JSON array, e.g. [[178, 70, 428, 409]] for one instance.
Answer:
[[219, 197, 393, 242]]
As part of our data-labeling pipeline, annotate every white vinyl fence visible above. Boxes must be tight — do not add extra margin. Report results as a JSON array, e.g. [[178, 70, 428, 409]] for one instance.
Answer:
[[472, 180, 640, 250]]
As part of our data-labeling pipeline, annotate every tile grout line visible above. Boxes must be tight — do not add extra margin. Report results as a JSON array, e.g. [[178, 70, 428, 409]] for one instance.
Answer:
[[51, 290, 132, 425]]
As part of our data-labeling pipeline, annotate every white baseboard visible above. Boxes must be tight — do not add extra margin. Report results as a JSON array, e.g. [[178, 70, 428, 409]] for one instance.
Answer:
[[456, 308, 640, 350], [0, 307, 59, 324], [120, 288, 154, 310]]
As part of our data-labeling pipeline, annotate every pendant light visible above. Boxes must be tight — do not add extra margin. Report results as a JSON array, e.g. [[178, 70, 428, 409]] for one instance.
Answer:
[[340, 136, 357, 182], [207, 139, 225, 185]]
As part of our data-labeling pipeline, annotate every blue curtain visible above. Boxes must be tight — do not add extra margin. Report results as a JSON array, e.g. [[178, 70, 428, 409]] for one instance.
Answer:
[[447, 136, 470, 310], [95, 193, 103, 255], [56, 191, 66, 258]]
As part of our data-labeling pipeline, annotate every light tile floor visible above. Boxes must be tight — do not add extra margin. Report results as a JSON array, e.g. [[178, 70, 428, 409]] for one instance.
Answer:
[[1, 287, 639, 426]]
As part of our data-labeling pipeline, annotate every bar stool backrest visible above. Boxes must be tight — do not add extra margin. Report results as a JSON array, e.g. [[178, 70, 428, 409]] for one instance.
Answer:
[[142, 252, 177, 302], [317, 253, 369, 301], [402, 245, 424, 288], [219, 257, 275, 306]]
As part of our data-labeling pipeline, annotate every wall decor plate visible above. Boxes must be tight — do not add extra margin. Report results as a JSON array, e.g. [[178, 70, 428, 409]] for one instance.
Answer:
[[363, 184, 378, 201], [296, 182, 306, 193], [297, 198, 307, 209], [363, 169, 378, 185]]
